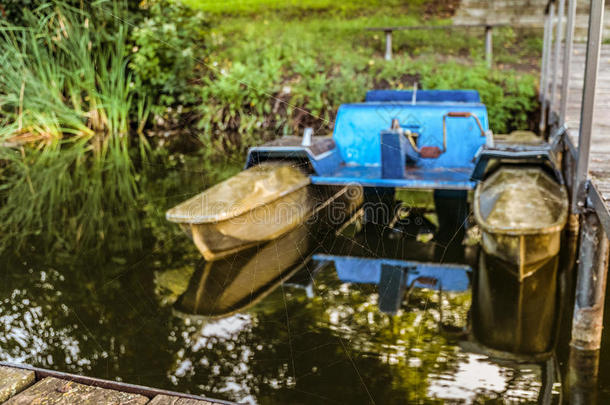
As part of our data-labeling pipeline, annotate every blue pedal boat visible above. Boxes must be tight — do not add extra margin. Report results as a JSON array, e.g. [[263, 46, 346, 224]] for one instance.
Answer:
[[167, 88, 567, 266], [168, 89, 491, 260]]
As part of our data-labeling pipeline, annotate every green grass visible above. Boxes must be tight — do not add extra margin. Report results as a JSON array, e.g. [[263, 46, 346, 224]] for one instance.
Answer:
[[0, 1, 146, 253], [192, 2, 541, 156], [183, 0, 427, 16]]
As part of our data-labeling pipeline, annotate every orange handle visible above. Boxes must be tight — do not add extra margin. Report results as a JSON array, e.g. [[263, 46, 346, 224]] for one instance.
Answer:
[[443, 112, 486, 138], [447, 111, 472, 118]]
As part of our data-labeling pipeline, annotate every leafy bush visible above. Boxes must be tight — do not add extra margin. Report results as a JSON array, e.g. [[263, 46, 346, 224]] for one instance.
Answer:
[[130, 0, 209, 112], [0, 0, 36, 24], [419, 62, 538, 133]]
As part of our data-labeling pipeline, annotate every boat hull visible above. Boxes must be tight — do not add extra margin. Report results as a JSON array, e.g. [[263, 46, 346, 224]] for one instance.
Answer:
[[480, 231, 561, 280], [474, 167, 568, 280], [191, 184, 362, 261]]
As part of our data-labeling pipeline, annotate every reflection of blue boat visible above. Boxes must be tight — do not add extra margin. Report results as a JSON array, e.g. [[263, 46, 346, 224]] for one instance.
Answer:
[[315, 254, 471, 292], [313, 254, 471, 315]]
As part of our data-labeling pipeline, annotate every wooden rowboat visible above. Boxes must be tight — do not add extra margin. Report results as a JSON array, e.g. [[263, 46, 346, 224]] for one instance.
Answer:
[[474, 167, 568, 280]]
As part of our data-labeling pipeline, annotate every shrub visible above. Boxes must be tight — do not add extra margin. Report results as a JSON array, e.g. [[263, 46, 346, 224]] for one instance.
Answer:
[[419, 62, 538, 133], [130, 0, 209, 112]]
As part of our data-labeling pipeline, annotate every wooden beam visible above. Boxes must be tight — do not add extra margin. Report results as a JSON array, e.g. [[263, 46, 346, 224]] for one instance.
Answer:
[[485, 25, 493, 68], [149, 395, 214, 404], [3, 377, 149, 405], [384, 30, 392, 61], [570, 209, 610, 351], [0, 366, 35, 402]]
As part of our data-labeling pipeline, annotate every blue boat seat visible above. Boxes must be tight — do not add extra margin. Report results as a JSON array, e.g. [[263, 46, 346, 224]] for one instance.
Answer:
[[365, 89, 481, 103], [309, 101, 489, 190]]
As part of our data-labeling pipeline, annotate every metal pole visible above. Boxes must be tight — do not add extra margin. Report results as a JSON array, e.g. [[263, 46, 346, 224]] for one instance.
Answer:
[[540, 12, 551, 102], [385, 30, 393, 61], [572, 0, 605, 212], [560, 0, 578, 124], [571, 211, 610, 351], [540, 3, 555, 133], [485, 25, 493, 68], [550, 0, 566, 119]]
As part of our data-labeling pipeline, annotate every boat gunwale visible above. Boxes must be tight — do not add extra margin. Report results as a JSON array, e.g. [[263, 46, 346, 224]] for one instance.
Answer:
[[166, 163, 311, 224], [473, 167, 569, 236]]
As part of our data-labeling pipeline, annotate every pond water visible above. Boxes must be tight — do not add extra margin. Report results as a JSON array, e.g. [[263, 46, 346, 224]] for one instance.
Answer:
[[2, 182, 610, 404]]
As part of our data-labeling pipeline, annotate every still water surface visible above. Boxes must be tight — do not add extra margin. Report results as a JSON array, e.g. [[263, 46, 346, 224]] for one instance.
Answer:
[[2, 185, 610, 403]]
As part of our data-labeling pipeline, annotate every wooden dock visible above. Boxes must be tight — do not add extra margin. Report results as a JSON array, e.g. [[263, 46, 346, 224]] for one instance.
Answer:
[[540, 0, 610, 360], [0, 364, 230, 405], [551, 42, 610, 236]]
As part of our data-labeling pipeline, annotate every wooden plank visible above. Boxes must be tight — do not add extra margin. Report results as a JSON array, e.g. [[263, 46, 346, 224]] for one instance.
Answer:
[[148, 394, 214, 405], [558, 44, 610, 237], [0, 366, 35, 402], [3, 377, 149, 405]]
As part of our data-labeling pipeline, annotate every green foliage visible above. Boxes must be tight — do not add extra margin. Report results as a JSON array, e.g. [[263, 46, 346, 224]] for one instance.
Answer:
[[0, 0, 36, 24], [183, 0, 428, 17], [130, 0, 209, 112], [0, 1, 144, 252], [420, 62, 538, 133], [196, 11, 539, 151]]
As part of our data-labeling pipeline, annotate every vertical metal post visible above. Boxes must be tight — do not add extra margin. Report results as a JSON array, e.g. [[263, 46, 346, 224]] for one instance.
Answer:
[[550, 0, 566, 118], [572, 0, 606, 212], [571, 211, 610, 350], [560, 0, 578, 124], [540, 11, 551, 102], [384, 30, 393, 61], [485, 25, 493, 68], [540, 3, 555, 133]]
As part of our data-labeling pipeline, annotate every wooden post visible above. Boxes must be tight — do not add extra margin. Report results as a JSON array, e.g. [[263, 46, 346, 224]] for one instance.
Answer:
[[570, 211, 610, 351], [485, 25, 493, 68], [567, 348, 600, 405], [560, 0, 578, 124], [384, 30, 393, 61], [540, 12, 551, 103]]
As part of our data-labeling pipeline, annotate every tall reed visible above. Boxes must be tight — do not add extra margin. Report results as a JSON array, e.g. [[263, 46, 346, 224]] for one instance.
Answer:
[[0, 1, 144, 253]]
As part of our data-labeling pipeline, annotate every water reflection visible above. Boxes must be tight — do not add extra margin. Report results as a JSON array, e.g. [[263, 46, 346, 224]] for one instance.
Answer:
[[176, 223, 316, 317], [0, 213, 571, 403], [156, 222, 563, 403], [473, 253, 559, 356]]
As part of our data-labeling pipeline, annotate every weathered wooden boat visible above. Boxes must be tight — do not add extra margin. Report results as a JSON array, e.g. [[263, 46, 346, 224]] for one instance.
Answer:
[[474, 166, 568, 280], [166, 161, 363, 261]]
